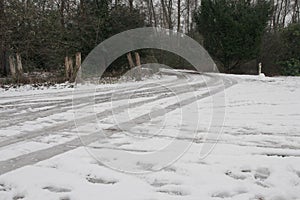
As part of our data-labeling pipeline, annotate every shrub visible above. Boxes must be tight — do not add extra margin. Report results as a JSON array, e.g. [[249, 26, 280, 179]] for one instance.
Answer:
[[279, 58, 300, 76]]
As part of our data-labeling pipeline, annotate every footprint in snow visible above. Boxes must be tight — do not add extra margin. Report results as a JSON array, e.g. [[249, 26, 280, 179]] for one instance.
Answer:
[[155, 181, 189, 196], [253, 167, 271, 188], [162, 166, 177, 172], [241, 168, 252, 173], [13, 195, 25, 200], [212, 188, 247, 199], [212, 191, 234, 198], [0, 183, 11, 192], [295, 171, 300, 178], [157, 188, 189, 196], [136, 161, 154, 171], [150, 179, 181, 188], [86, 175, 118, 185], [254, 167, 270, 181], [151, 180, 168, 188], [255, 181, 269, 188], [60, 196, 71, 200], [251, 195, 265, 200], [225, 170, 247, 180], [43, 186, 71, 193]]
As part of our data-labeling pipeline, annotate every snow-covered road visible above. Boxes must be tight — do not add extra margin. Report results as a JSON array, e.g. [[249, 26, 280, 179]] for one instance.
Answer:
[[0, 72, 299, 200]]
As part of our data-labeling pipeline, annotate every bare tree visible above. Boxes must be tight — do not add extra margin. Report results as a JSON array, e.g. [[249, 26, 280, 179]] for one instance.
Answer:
[[79, 0, 85, 16], [177, 0, 181, 31], [0, 0, 7, 76], [161, 0, 173, 29], [167, 0, 173, 29], [186, 0, 190, 32], [129, 0, 134, 11], [273, 0, 285, 29], [271, 0, 295, 30], [161, 0, 168, 27], [282, 0, 290, 26], [292, 0, 300, 23], [150, 0, 157, 26], [145, 0, 152, 25]]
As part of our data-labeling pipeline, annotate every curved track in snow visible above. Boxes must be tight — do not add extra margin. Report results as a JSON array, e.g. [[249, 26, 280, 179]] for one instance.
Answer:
[[0, 72, 236, 175]]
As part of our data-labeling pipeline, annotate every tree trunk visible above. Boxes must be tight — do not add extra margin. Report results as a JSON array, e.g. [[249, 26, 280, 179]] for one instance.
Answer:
[[129, 0, 133, 11], [177, 0, 181, 32], [186, 0, 190, 32], [0, 0, 7, 76], [276, 0, 284, 28], [297, 0, 300, 22], [0, 0, 3, 22], [74, 52, 82, 82], [147, 0, 153, 26], [75, 52, 81, 71], [150, 0, 157, 27], [194, 0, 198, 12], [60, 0, 65, 27], [127, 52, 135, 68], [79, 0, 85, 17], [68, 57, 73, 78], [167, 0, 173, 29], [191, 0, 197, 31], [16, 53, 23, 76], [65, 56, 70, 79], [9, 55, 16, 79], [292, 0, 299, 23], [282, 0, 289, 27], [161, 0, 169, 28], [1, 50, 7, 76]]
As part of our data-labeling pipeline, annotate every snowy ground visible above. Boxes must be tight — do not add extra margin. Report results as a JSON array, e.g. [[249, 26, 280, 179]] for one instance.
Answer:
[[0, 72, 299, 200]]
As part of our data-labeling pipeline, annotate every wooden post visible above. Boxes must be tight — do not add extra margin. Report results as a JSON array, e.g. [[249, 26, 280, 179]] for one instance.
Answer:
[[135, 52, 142, 81], [135, 52, 141, 66], [16, 53, 23, 76], [65, 56, 70, 79], [127, 52, 135, 68], [8, 55, 16, 79], [75, 52, 82, 82], [68, 57, 73, 78], [75, 52, 81, 71]]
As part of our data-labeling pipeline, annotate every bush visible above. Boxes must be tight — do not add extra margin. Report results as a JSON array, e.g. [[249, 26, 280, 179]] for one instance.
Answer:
[[279, 58, 300, 76], [278, 23, 300, 76]]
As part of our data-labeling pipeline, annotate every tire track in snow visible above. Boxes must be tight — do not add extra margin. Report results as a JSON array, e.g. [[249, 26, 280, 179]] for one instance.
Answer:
[[0, 74, 237, 175], [0, 73, 214, 147], [0, 79, 178, 124], [0, 76, 194, 128]]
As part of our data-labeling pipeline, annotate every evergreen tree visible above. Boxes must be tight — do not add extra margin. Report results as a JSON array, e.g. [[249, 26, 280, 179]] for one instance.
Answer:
[[194, 0, 272, 71]]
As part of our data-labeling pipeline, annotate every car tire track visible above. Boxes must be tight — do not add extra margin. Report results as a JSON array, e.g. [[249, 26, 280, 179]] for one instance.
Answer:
[[0, 73, 236, 175]]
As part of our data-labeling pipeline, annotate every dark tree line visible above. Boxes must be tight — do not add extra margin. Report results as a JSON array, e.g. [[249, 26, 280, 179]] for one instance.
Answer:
[[194, 0, 300, 75], [0, 0, 145, 78], [0, 0, 300, 78]]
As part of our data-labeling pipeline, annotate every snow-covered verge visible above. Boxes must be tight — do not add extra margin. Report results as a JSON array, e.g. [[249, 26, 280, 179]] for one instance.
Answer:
[[0, 73, 299, 200]]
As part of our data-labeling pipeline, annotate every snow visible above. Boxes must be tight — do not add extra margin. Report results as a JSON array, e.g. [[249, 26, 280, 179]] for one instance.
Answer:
[[0, 72, 299, 200]]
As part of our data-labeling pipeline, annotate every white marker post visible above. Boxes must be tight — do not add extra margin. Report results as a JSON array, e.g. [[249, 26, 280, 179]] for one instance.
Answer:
[[258, 62, 262, 75]]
